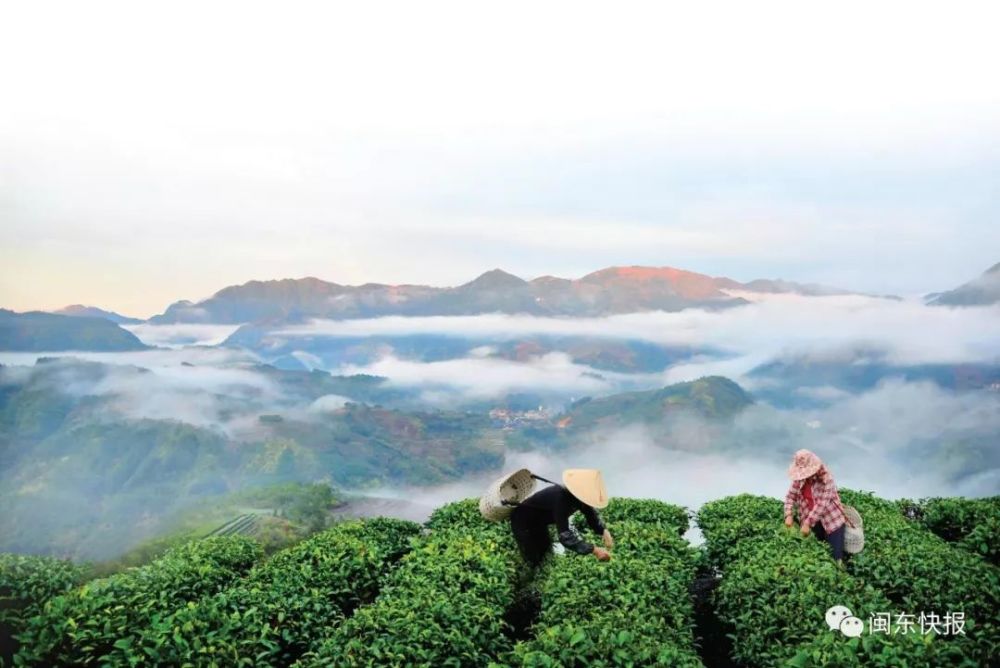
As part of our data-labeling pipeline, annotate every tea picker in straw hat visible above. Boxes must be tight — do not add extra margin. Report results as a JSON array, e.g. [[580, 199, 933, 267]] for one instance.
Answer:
[[783, 449, 858, 565], [509, 468, 614, 566]]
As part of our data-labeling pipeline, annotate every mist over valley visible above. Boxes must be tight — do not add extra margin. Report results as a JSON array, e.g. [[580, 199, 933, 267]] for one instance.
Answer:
[[1, 265, 997, 560]]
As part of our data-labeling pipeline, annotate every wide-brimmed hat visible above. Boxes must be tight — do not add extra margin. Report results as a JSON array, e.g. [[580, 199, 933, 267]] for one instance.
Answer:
[[563, 468, 609, 508], [787, 449, 823, 480]]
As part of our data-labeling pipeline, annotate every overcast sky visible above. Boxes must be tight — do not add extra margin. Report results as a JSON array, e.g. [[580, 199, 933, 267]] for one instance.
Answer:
[[2, 1, 999, 317]]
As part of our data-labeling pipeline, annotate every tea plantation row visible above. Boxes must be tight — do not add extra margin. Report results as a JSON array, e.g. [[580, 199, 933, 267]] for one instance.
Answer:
[[904, 496, 1000, 565], [699, 491, 999, 667], [2, 493, 997, 666]]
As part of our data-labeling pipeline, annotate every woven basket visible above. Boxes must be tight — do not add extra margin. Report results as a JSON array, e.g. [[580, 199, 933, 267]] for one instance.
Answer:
[[843, 505, 865, 554], [479, 468, 537, 522]]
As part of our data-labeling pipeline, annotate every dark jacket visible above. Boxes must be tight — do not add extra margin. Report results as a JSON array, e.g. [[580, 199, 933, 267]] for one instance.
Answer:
[[514, 484, 606, 555]]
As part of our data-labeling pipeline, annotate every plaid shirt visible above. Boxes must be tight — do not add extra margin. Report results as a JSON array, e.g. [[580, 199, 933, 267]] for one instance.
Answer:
[[784, 467, 846, 533]]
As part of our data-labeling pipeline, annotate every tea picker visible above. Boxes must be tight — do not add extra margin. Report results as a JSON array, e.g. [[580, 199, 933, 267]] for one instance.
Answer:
[[783, 449, 865, 564], [480, 468, 613, 566]]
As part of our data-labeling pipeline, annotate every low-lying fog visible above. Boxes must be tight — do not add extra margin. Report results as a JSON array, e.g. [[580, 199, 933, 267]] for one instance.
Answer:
[[1, 294, 996, 558]]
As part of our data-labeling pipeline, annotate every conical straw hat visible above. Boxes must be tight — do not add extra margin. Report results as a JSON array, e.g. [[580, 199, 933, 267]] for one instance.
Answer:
[[562, 469, 609, 508]]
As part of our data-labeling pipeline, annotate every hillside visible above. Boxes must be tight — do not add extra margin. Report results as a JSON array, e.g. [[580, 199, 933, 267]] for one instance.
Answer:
[[1, 493, 996, 667], [0, 360, 756, 559], [927, 261, 1000, 307], [561, 376, 753, 432], [0, 358, 502, 559], [0, 309, 148, 351], [148, 265, 878, 324]]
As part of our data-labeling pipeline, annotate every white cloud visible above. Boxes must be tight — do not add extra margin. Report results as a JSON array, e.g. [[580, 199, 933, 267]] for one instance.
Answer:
[[90, 364, 277, 399], [76, 363, 281, 428], [815, 379, 999, 453], [362, 409, 991, 539], [0, 351, 279, 429], [796, 386, 853, 402], [0, 347, 260, 368], [123, 323, 243, 348], [275, 296, 1000, 369], [290, 350, 324, 370], [308, 394, 351, 413], [337, 352, 616, 401]]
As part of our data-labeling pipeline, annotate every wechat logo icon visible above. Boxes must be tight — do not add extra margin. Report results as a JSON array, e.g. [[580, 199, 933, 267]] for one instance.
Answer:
[[826, 605, 864, 637]]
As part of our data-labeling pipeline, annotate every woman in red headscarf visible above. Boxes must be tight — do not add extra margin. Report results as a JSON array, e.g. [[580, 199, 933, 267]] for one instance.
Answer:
[[784, 449, 848, 563]]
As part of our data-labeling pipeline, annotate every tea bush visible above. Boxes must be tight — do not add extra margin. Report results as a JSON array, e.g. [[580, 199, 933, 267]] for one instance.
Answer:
[[957, 514, 1000, 565], [913, 496, 1000, 565], [132, 518, 421, 667], [839, 489, 1000, 664], [701, 494, 968, 667], [0, 555, 86, 666], [573, 497, 690, 535], [696, 494, 785, 567], [301, 500, 521, 667], [425, 497, 493, 533], [14, 535, 261, 667], [917, 496, 1000, 544], [786, 627, 976, 667], [511, 520, 703, 666], [6, 492, 997, 667]]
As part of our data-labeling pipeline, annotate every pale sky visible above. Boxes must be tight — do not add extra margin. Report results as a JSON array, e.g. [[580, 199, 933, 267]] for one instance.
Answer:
[[2, 1, 999, 318]]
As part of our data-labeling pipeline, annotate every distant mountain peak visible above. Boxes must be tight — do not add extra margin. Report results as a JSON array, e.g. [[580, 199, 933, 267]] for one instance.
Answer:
[[58, 304, 91, 313], [579, 265, 728, 301], [582, 265, 696, 282], [51, 305, 143, 325], [459, 268, 528, 291], [928, 261, 1000, 307], [214, 276, 343, 298]]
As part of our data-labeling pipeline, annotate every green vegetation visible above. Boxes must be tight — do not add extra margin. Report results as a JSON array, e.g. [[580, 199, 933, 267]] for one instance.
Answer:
[[574, 496, 690, 535], [78, 482, 341, 578], [0, 310, 148, 352], [511, 519, 702, 666], [14, 536, 261, 666], [956, 515, 1000, 566], [304, 500, 520, 667], [0, 356, 502, 559], [2, 491, 997, 666], [285, 403, 503, 486], [132, 518, 420, 667], [0, 555, 86, 666], [229, 481, 340, 534], [839, 489, 1000, 664], [699, 494, 996, 667], [562, 376, 752, 433], [909, 496, 1000, 565]]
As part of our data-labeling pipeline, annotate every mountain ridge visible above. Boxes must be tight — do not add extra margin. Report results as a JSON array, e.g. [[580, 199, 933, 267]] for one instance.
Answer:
[[148, 265, 884, 324], [51, 305, 144, 325], [0, 310, 149, 352], [927, 262, 1000, 307]]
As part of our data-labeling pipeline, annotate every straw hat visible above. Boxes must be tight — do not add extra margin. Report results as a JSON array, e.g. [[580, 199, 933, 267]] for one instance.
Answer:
[[787, 449, 823, 481], [563, 468, 609, 508]]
